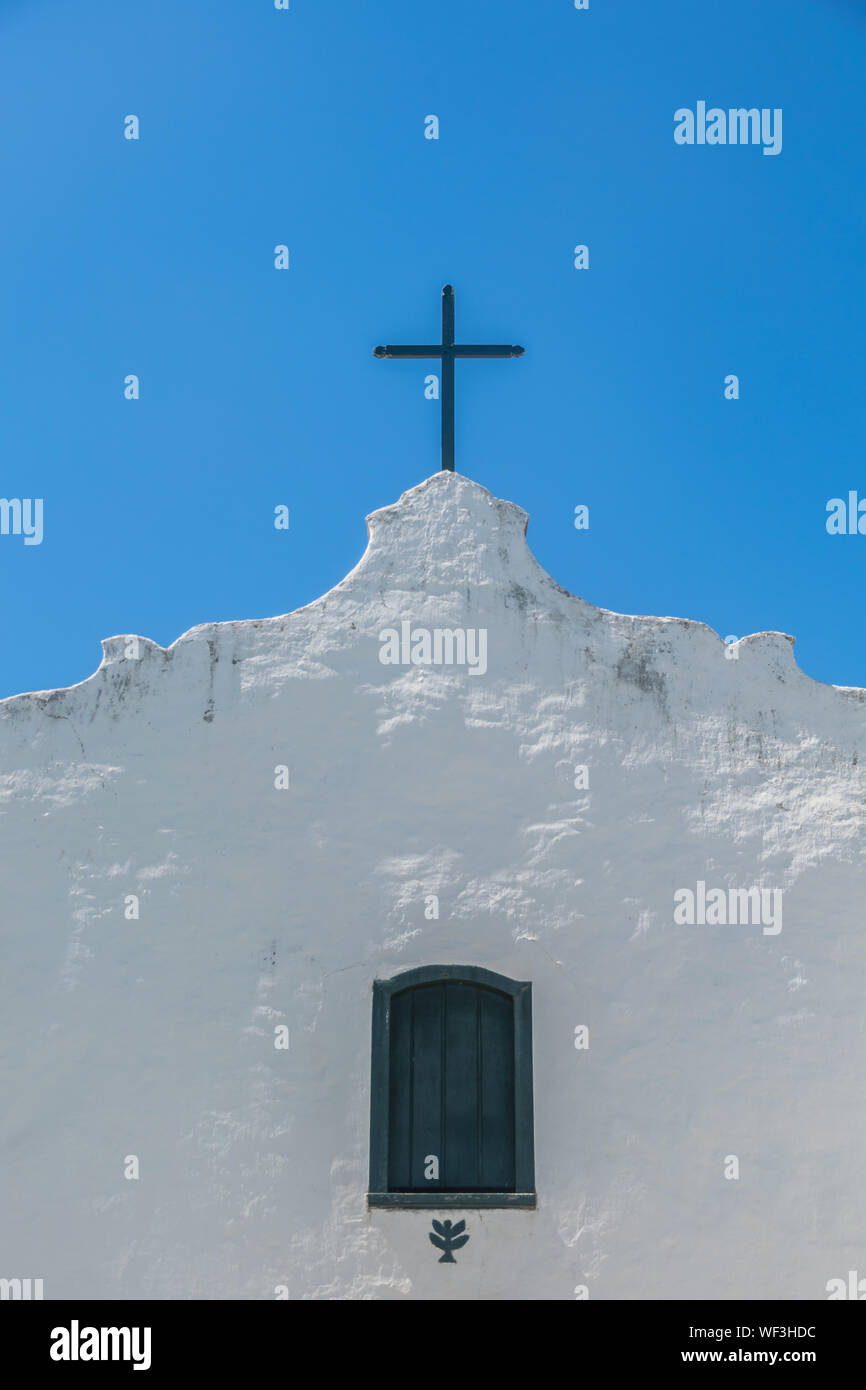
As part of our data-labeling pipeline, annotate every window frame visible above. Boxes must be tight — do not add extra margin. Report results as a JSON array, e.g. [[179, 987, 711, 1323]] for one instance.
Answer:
[[367, 964, 536, 1209]]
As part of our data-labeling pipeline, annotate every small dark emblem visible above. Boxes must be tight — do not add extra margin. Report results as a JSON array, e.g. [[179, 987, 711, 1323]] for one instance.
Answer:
[[429, 1218, 469, 1264]]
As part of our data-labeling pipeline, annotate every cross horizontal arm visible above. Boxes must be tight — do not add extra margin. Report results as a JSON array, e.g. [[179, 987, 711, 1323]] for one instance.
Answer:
[[451, 344, 524, 358], [373, 345, 445, 358], [373, 344, 524, 359]]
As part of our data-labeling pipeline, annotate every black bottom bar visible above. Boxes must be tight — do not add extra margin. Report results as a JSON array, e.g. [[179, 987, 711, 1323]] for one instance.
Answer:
[[8, 1297, 864, 1375]]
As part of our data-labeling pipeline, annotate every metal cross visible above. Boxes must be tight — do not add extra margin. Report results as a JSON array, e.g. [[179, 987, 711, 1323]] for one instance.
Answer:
[[373, 285, 524, 472]]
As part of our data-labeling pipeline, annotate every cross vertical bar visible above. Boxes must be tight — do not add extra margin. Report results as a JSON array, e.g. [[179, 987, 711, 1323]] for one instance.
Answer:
[[441, 284, 455, 472]]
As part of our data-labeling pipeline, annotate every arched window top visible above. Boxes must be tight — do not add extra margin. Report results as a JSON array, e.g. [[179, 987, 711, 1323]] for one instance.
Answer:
[[368, 964, 535, 1209], [382, 963, 527, 1001]]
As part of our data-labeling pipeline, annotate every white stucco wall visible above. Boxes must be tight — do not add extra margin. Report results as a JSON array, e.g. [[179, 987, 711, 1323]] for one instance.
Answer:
[[2, 471, 865, 1300]]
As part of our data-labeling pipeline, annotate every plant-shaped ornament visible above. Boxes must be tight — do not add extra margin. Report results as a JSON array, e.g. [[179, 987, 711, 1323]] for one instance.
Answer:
[[429, 1219, 469, 1264]]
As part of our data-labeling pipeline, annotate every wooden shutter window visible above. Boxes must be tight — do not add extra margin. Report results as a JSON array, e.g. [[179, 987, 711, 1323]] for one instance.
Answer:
[[368, 966, 535, 1209]]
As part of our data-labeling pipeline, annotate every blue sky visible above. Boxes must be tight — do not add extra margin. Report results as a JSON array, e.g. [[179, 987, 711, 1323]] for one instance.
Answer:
[[1, 0, 864, 698]]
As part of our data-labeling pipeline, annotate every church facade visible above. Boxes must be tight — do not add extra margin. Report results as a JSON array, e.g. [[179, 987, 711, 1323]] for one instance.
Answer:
[[2, 472, 864, 1300]]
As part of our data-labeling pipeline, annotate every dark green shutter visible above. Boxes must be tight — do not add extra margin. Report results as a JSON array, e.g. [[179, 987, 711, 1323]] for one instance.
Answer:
[[387, 980, 517, 1192]]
